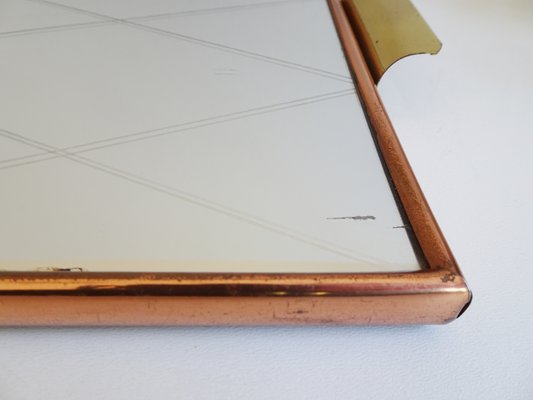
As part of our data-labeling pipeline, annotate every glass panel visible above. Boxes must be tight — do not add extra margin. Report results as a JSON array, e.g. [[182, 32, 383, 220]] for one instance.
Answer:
[[0, 0, 421, 273]]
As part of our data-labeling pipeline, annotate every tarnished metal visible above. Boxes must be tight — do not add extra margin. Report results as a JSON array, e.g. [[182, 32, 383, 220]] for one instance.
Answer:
[[344, 0, 442, 82], [0, 0, 470, 326]]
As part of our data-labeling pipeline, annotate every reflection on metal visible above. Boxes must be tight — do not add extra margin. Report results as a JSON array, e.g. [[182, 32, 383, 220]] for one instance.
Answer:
[[344, 0, 442, 82]]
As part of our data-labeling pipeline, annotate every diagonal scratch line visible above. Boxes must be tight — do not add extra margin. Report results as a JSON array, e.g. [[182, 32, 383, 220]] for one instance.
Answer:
[[0, 0, 320, 39], [0, 0, 320, 38], [25, 0, 352, 83], [0, 21, 108, 38], [0, 89, 355, 170], [131, 0, 321, 22], [0, 127, 386, 265]]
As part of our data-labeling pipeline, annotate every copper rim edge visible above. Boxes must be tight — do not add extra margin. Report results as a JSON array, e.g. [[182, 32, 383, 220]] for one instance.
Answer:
[[0, 0, 471, 326]]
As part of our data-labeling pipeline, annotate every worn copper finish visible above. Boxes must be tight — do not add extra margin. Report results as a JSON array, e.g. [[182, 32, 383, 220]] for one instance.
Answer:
[[0, 0, 471, 326]]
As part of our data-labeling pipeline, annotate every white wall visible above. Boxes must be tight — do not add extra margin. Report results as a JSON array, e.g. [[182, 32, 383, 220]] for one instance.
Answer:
[[1, 0, 532, 398]]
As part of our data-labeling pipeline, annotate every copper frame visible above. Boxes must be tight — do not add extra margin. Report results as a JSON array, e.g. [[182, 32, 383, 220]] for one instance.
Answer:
[[0, 0, 471, 326]]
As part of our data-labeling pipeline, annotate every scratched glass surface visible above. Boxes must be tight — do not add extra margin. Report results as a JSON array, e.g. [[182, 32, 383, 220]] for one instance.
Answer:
[[0, 0, 422, 272]]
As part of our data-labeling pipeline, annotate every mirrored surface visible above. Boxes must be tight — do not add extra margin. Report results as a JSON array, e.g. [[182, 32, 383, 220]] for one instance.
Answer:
[[0, 0, 422, 272]]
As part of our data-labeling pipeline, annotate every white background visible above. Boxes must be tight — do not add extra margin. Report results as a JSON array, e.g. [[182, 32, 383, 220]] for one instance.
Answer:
[[1, 0, 532, 398]]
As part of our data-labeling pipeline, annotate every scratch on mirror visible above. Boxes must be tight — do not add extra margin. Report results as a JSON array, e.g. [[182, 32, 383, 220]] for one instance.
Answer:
[[36, 267, 84, 272], [327, 215, 376, 221], [213, 68, 239, 76]]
